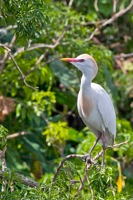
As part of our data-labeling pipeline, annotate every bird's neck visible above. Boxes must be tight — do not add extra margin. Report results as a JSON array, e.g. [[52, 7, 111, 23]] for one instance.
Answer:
[[80, 74, 92, 92]]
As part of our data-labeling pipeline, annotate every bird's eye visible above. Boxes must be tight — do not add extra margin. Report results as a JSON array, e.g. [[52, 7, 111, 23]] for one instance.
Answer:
[[78, 59, 85, 62]]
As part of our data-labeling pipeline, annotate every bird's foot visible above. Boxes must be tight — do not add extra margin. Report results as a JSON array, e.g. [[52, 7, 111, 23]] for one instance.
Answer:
[[82, 154, 92, 164]]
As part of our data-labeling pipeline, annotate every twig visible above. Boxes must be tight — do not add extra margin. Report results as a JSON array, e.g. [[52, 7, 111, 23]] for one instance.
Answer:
[[0, 34, 16, 74], [85, 0, 133, 41], [112, 140, 129, 147], [53, 140, 128, 183], [68, 0, 74, 8], [25, 53, 59, 76], [93, 140, 129, 161], [94, 0, 99, 12], [113, 0, 118, 13], [102, 0, 133, 27], [14, 29, 68, 57], [78, 170, 87, 191], [7, 132, 28, 139], [0, 25, 17, 32], [81, 20, 106, 26], [78, 161, 92, 192], [0, 170, 39, 188], [40, 114, 50, 125], [0, 146, 7, 173], [0, 44, 38, 91], [0, 146, 7, 191], [114, 53, 133, 59], [52, 154, 83, 182], [85, 170, 94, 200], [36, 49, 49, 66]]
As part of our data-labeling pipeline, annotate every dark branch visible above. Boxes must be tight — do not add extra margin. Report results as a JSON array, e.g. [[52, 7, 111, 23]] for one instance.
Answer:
[[53, 140, 128, 183], [0, 170, 39, 188]]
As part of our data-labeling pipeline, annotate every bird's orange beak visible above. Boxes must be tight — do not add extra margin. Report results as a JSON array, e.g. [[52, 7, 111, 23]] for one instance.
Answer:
[[61, 58, 84, 63]]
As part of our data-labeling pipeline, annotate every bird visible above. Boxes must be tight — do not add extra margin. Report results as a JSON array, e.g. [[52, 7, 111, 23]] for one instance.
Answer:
[[61, 54, 116, 166]]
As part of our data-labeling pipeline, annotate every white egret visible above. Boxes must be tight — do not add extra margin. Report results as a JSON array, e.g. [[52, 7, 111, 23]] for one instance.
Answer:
[[61, 54, 116, 165]]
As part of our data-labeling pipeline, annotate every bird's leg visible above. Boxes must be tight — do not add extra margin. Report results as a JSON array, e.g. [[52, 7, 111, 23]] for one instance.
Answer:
[[101, 149, 105, 166], [101, 132, 107, 166], [82, 133, 102, 163], [88, 133, 102, 155]]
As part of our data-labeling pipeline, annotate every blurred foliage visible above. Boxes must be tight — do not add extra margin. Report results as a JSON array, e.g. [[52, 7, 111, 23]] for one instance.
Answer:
[[0, 125, 8, 149], [0, 0, 133, 199], [0, 0, 50, 40]]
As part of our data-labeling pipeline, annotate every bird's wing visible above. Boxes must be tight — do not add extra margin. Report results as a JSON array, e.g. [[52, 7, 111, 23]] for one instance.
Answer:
[[97, 88, 116, 139]]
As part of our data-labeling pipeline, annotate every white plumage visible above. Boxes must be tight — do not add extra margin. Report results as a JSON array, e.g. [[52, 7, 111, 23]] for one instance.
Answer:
[[78, 82, 116, 145], [61, 54, 116, 165]]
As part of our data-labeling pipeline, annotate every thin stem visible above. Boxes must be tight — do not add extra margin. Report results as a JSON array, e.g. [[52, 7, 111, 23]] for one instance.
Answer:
[[0, 44, 38, 91]]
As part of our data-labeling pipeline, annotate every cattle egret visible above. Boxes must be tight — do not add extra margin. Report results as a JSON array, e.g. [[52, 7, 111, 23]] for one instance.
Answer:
[[61, 54, 116, 165]]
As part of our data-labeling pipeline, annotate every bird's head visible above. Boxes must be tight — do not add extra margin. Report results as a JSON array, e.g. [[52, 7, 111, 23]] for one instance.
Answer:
[[61, 54, 98, 80]]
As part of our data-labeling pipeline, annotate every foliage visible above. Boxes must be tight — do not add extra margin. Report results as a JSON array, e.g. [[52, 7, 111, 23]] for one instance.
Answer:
[[43, 121, 68, 146], [0, 125, 8, 149], [0, 0, 133, 199], [1, 0, 50, 40]]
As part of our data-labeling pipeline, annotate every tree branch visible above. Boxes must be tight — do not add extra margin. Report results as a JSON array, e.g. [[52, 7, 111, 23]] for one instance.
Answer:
[[114, 53, 133, 59], [113, 0, 118, 14], [68, 0, 74, 8], [93, 140, 129, 161], [0, 44, 38, 91], [85, 0, 133, 41], [0, 34, 16, 74], [0, 146, 7, 173], [94, 0, 99, 12], [14, 29, 68, 56], [52, 154, 83, 183], [7, 132, 28, 139], [0, 146, 7, 191], [0, 170, 39, 188], [25, 53, 59, 76], [0, 25, 17, 32], [53, 140, 129, 183]]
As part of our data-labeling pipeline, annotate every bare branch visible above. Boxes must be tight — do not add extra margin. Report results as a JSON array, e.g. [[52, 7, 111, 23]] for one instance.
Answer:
[[85, 171, 94, 200], [0, 44, 38, 91], [25, 55, 59, 76], [114, 53, 133, 59], [25, 49, 49, 76], [102, 0, 133, 27], [81, 20, 106, 26], [68, 0, 74, 8], [85, 0, 133, 41], [14, 29, 68, 57], [0, 51, 9, 74], [7, 132, 28, 139], [0, 146, 7, 191], [85, 27, 99, 42], [36, 49, 49, 66], [113, 0, 118, 13], [93, 140, 129, 161], [52, 154, 83, 182], [112, 140, 129, 148], [0, 25, 17, 32], [0, 34, 16, 74], [78, 170, 87, 192], [94, 0, 99, 12], [0, 170, 39, 188], [53, 140, 128, 183], [0, 146, 7, 173]]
